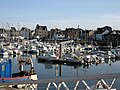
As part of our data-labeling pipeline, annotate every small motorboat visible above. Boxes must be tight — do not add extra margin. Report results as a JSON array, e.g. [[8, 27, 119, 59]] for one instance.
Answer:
[[0, 57, 38, 89]]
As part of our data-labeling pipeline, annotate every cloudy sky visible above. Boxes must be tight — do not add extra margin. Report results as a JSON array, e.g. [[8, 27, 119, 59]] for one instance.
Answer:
[[0, 0, 120, 30]]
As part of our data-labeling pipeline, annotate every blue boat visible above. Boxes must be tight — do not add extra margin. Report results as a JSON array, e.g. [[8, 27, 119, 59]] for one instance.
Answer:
[[0, 59, 29, 83], [0, 57, 38, 89]]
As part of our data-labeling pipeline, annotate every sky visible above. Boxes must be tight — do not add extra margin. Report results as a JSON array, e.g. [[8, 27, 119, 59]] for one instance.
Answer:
[[0, 0, 120, 30]]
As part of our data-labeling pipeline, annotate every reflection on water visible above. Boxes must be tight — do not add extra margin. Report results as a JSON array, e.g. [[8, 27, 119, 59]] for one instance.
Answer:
[[33, 56, 120, 78], [30, 55, 120, 78], [34, 55, 120, 89], [1, 55, 120, 89]]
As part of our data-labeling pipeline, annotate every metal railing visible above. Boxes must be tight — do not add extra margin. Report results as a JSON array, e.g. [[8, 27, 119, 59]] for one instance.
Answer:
[[0, 72, 120, 90]]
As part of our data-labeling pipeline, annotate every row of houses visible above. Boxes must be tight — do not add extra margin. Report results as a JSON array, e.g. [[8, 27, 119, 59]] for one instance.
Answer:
[[0, 24, 120, 46]]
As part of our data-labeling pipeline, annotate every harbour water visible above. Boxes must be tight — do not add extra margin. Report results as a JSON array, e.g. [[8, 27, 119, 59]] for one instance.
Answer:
[[8, 55, 120, 89]]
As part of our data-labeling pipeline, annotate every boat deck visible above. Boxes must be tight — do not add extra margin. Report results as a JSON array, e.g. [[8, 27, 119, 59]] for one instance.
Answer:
[[37, 56, 83, 65]]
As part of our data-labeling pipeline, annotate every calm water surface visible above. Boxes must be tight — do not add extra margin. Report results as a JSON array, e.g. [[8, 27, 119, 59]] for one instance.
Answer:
[[10, 55, 120, 89]]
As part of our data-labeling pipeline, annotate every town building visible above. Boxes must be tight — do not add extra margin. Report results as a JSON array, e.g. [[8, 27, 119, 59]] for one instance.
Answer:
[[20, 27, 31, 40], [0, 28, 6, 42], [50, 28, 65, 40], [34, 24, 48, 40]]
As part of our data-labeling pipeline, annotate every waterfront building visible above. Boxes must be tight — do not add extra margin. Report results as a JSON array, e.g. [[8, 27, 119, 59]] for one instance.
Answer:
[[20, 27, 31, 40], [65, 28, 81, 40], [110, 30, 120, 46], [0, 28, 6, 42], [50, 28, 65, 41], [94, 26, 112, 46], [9, 27, 18, 42], [34, 24, 48, 40]]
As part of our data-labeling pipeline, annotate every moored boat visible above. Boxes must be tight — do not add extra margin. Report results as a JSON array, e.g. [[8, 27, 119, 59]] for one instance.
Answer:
[[0, 57, 38, 89]]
